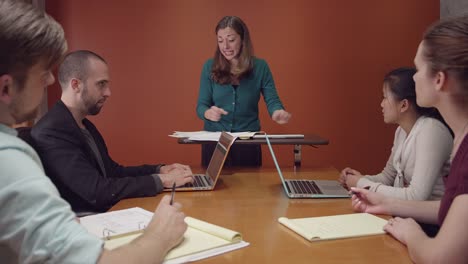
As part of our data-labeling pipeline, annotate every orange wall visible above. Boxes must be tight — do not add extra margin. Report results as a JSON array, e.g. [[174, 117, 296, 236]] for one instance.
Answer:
[[46, 0, 439, 173]]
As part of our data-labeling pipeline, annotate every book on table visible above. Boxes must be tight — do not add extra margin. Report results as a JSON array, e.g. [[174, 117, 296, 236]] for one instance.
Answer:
[[80, 207, 249, 263], [278, 213, 388, 241]]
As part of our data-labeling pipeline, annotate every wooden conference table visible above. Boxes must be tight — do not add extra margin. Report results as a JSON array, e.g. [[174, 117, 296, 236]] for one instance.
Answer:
[[177, 134, 329, 167], [110, 167, 411, 263]]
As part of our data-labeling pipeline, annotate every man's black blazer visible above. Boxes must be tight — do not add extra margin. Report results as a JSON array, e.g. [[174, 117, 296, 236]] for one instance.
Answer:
[[32, 100, 163, 212]]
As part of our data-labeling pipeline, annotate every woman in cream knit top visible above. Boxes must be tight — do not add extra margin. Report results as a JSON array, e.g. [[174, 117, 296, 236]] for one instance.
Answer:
[[339, 68, 452, 200]]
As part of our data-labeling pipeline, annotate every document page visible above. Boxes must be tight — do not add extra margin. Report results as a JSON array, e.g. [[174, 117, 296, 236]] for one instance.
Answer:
[[80, 207, 152, 239]]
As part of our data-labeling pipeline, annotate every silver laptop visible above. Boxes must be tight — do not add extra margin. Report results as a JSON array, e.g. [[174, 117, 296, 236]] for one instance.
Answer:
[[264, 133, 350, 198], [164, 131, 235, 191]]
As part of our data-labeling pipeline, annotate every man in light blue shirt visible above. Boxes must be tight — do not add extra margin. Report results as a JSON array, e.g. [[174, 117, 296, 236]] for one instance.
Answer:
[[0, 0, 187, 263]]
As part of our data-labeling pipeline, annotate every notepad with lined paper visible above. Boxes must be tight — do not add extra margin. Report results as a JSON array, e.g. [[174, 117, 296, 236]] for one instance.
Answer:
[[80, 208, 248, 263], [278, 213, 387, 241]]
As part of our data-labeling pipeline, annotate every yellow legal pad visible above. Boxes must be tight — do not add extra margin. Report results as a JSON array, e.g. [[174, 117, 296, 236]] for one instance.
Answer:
[[278, 213, 388, 241], [104, 216, 244, 261]]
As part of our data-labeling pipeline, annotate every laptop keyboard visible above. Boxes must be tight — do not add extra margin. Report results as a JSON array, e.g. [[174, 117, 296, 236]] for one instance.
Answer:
[[289, 180, 323, 194], [181, 175, 210, 188]]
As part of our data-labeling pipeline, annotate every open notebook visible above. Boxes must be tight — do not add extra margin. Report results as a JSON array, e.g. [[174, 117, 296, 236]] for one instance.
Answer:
[[80, 207, 249, 263], [278, 213, 387, 242]]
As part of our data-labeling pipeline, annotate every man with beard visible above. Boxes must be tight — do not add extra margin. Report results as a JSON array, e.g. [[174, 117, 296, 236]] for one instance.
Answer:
[[32, 50, 194, 214]]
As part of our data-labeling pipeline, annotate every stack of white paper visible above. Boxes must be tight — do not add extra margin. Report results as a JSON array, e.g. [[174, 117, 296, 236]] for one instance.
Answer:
[[169, 131, 256, 141]]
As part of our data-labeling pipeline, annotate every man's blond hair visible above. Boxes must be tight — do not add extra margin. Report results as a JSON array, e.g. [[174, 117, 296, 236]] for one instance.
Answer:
[[0, 0, 67, 89]]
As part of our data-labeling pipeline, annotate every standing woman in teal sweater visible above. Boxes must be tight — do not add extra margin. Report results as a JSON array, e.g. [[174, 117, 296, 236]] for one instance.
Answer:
[[196, 16, 291, 167]]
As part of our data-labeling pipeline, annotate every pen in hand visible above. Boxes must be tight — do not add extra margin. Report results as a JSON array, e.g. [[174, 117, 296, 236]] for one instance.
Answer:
[[350, 186, 370, 196], [170, 181, 176, 205]]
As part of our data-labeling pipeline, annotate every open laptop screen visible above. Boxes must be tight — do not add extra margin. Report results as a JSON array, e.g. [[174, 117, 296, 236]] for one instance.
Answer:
[[206, 133, 231, 182]]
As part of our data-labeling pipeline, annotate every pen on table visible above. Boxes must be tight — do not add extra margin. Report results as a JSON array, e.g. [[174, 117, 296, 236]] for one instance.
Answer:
[[170, 182, 176, 205]]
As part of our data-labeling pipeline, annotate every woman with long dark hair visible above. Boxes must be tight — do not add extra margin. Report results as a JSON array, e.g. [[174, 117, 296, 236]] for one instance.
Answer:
[[196, 16, 291, 167]]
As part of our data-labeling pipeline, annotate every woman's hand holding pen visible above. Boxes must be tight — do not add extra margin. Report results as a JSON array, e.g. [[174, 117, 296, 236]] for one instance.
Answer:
[[351, 188, 422, 245], [272, 109, 291, 124], [204, 106, 228, 122], [352, 190, 423, 246], [350, 187, 390, 215]]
